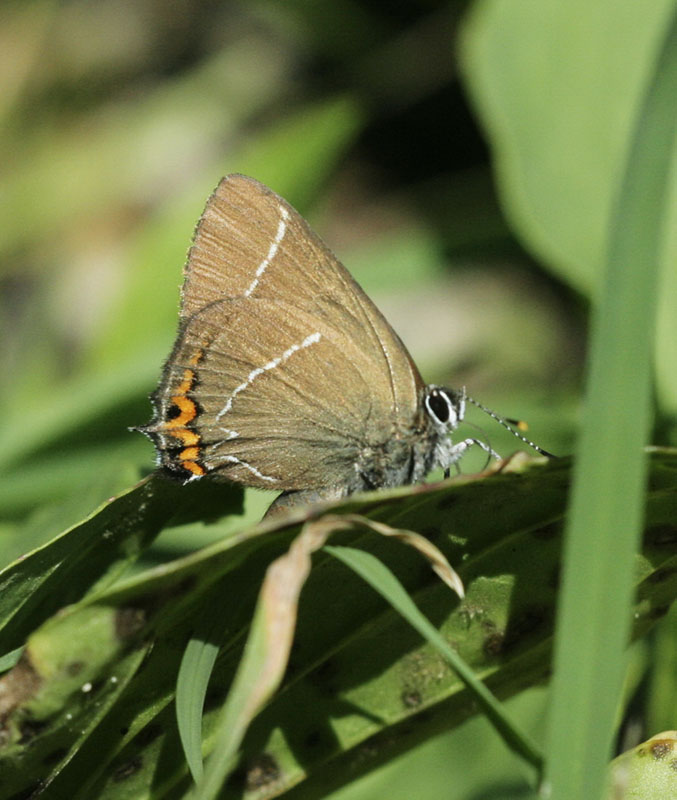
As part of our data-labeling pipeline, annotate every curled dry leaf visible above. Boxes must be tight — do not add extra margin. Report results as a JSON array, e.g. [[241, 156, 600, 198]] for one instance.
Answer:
[[202, 511, 463, 796]]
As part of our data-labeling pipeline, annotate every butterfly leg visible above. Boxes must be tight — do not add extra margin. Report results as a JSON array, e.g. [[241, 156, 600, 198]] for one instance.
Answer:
[[442, 438, 501, 478], [463, 438, 501, 461]]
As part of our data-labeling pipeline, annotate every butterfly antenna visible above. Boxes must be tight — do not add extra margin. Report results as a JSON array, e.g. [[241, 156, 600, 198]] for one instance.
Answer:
[[466, 396, 557, 458]]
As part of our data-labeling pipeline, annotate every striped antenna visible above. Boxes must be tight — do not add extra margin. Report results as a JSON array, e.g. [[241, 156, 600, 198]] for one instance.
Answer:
[[466, 395, 557, 458]]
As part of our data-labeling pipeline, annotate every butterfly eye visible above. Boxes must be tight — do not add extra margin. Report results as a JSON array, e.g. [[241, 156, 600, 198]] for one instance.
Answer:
[[425, 389, 451, 424]]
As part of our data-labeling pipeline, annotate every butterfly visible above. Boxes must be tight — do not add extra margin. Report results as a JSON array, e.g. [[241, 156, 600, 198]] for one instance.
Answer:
[[137, 175, 552, 512]]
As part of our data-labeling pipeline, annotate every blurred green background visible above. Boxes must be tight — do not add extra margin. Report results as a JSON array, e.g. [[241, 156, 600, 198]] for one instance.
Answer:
[[1, 1, 676, 796]]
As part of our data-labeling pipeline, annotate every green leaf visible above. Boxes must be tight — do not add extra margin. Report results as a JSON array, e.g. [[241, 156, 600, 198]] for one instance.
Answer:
[[460, 0, 677, 296], [0, 474, 243, 654], [325, 544, 543, 773], [190, 510, 463, 798], [460, 0, 677, 418]]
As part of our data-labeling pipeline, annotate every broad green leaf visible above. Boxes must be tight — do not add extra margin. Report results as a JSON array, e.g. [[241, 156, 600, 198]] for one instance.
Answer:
[[460, 0, 677, 417], [325, 544, 542, 772], [460, 0, 676, 295]]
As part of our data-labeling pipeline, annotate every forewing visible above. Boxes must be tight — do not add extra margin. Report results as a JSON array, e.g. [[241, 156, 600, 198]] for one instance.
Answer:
[[181, 174, 423, 423]]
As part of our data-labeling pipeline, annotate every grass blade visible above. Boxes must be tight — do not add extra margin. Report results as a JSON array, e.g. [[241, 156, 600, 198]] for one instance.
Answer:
[[544, 9, 677, 799], [176, 635, 220, 783]]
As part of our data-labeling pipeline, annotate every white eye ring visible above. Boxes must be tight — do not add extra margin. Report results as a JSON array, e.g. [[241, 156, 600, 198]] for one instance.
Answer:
[[424, 387, 463, 429]]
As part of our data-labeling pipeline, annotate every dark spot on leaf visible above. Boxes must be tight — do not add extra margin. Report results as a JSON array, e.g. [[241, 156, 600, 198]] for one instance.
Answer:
[[115, 607, 147, 640], [437, 494, 458, 511], [42, 746, 68, 765], [112, 756, 143, 782], [355, 739, 380, 764], [304, 730, 321, 749], [66, 661, 85, 677], [303, 729, 329, 751], [136, 723, 163, 747], [503, 607, 549, 648], [409, 707, 434, 729], [420, 526, 442, 541], [19, 716, 48, 743], [401, 689, 422, 709], [310, 659, 339, 694], [670, 758, 677, 771], [246, 753, 280, 790], [483, 631, 505, 658], [644, 524, 677, 548], [647, 605, 669, 621], [530, 521, 562, 540], [651, 740, 674, 759]]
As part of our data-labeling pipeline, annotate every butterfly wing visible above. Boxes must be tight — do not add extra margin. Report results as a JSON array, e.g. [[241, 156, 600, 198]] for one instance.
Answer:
[[143, 174, 426, 490]]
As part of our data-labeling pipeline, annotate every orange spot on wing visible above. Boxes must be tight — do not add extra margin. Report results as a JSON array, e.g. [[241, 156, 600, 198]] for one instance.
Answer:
[[178, 430, 200, 446], [182, 460, 206, 477], [163, 396, 198, 429], [180, 446, 200, 461], [168, 428, 196, 445]]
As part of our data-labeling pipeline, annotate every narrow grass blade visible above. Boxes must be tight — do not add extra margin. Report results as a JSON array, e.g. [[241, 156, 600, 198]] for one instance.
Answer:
[[544, 9, 677, 800], [176, 635, 220, 783]]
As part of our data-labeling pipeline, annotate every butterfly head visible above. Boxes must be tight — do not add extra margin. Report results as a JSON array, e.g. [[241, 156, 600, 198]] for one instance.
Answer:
[[422, 383, 556, 474]]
